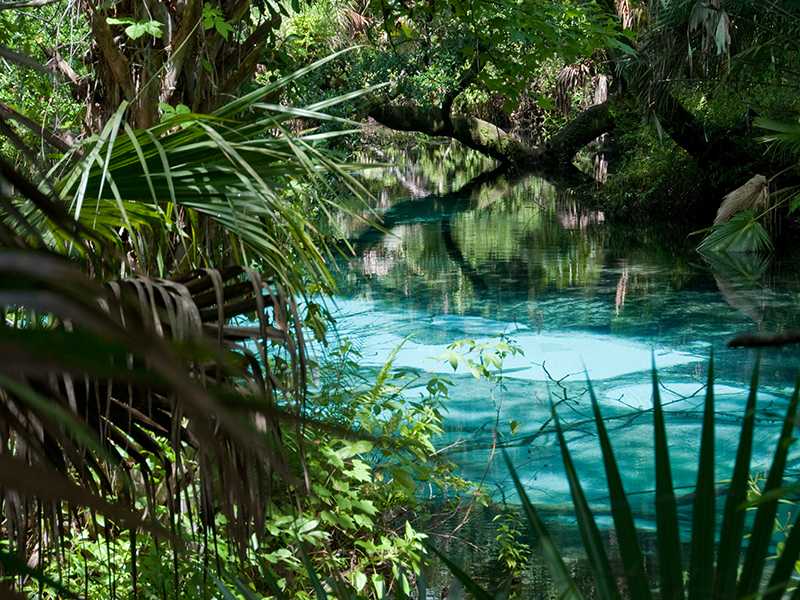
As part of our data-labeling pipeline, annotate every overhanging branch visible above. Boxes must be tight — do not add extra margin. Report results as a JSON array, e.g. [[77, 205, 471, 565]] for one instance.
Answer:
[[0, 0, 62, 9], [0, 102, 72, 152]]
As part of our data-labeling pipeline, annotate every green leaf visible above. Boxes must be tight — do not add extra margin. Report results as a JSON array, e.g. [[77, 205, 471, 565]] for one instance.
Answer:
[[424, 542, 495, 600], [299, 547, 329, 600], [737, 377, 800, 596], [652, 356, 685, 600], [714, 355, 759, 598], [335, 440, 373, 459], [354, 571, 368, 592], [688, 353, 715, 600], [502, 449, 584, 599], [698, 212, 773, 254], [553, 403, 620, 600], [764, 508, 800, 600], [587, 377, 652, 600]]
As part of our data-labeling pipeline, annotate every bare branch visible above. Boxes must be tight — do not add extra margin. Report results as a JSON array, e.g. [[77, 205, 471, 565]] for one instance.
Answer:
[[0, 0, 62, 9], [728, 330, 800, 348], [0, 102, 72, 151], [0, 45, 51, 75]]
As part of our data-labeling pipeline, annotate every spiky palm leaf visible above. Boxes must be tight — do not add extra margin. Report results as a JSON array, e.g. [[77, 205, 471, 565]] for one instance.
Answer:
[[0, 59, 376, 595], [756, 116, 800, 156], [41, 49, 379, 290], [435, 358, 800, 599], [698, 210, 773, 253], [0, 153, 328, 591]]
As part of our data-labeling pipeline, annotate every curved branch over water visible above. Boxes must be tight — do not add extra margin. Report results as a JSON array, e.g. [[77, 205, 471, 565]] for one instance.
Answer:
[[368, 101, 614, 176]]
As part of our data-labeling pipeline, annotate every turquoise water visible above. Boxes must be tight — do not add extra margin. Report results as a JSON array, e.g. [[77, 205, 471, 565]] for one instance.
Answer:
[[323, 141, 800, 532]]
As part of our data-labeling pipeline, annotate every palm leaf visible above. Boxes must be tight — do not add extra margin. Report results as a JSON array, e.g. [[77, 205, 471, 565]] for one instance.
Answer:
[[502, 448, 584, 600], [587, 377, 652, 599], [652, 357, 685, 600], [552, 402, 621, 600], [755, 116, 800, 155], [763, 509, 800, 600], [737, 378, 800, 596], [425, 542, 495, 600], [697, 211, 773, 254], [713, 354, 759, 599], [687, 353, 715, 600], [49, 57, 379, 291]]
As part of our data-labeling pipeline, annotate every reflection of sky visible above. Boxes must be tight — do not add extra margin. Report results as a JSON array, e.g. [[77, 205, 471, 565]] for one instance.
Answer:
[[321, 145, 800, 533], [326, 296, 701, 381], [317, 292, 796, 537]]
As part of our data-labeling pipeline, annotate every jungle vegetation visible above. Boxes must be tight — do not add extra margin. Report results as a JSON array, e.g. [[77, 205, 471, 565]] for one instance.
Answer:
[[1, 0, 800, 598]]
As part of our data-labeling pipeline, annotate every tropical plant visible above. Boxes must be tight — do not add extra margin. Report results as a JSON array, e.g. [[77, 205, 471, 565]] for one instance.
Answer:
[[0, 49, 476, 594], [0, 52, 395, 597], [0, 149, 323, 593], [434, 355, 800, 599], [0, 0, 302, 130], [696, 114, 800, 252], [18, 50, 378, 291]]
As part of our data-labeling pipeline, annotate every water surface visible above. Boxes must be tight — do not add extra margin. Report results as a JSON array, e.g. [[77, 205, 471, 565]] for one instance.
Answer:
[[324, 140, 800, 532]]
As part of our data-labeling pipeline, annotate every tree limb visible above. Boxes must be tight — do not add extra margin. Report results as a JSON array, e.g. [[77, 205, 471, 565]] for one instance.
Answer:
[[728, 330, 800, 348], [0, 45, 51, 75], [220, 17, 278, 95], [369, 100, 614, 174], [0, 102, 72, 152], [0, 0, 62, 9], [369, 103, 538, 163], [227, 0, 252, 24], [161, 0, 202, 103], [441, 50, 486, 123], [90, 11, 135, 99], [544, 101, 615, 166]]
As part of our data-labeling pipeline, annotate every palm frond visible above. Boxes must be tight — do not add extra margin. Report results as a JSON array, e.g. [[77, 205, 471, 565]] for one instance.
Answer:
[[46, 56, 380, 290], [698, 211, 773, 253], [436, 361, 800, 600], [755, 116, 800, 156], [0, 152, 342, 596]]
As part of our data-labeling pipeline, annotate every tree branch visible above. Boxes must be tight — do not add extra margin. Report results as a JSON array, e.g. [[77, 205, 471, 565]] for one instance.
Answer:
[[220, 17, 278, 95], [728, 330, 800, 348], [227, 0, 252, 24], [90, 11, 135, 99], [545, 101, 615, 166], [0, 102, 72, 152], [0, 45, 51, 75], [0, 0, 62, 9], [369, 100, 614, 175], [369, 103, 538, 163]]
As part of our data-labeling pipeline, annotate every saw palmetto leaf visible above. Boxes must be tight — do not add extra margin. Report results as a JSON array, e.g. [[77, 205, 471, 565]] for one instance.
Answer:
[[697, 211, 773, 253], [49, 55, 379, 289]]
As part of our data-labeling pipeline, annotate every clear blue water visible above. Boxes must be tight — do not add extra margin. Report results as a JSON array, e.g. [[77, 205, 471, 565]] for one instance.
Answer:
[[321, 141, 800, 534]]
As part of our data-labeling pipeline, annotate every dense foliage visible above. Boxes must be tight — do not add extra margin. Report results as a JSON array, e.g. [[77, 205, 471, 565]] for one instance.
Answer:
[[2, 0, 800, 598]]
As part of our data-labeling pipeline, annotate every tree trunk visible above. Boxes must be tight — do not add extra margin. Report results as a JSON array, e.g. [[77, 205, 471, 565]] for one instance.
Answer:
[[369, 101, 614, 175], [81, 0, 284, 130]]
